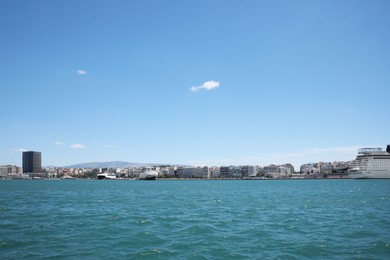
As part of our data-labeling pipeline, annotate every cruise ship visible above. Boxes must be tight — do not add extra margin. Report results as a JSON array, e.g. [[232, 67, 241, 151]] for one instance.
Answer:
[[349, 145, 390, 179]]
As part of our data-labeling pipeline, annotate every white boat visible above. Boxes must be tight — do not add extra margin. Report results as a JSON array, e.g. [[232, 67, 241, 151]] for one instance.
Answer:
[[139, 170, 158, 180], [97, 172, 117, 180], [349, 145, 390, 179], [61, 175, 74, 180]]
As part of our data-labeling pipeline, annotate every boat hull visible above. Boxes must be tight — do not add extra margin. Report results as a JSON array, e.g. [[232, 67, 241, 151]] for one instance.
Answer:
[[139, 171, 158, 180], [349, 171, 390, 179], [141, 176, 156, 180], [97, 173, 116, 180]]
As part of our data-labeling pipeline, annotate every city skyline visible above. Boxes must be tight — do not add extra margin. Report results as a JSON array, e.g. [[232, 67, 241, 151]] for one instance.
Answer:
[[1, 1, 389, 169], [3, 146, 384, 169]]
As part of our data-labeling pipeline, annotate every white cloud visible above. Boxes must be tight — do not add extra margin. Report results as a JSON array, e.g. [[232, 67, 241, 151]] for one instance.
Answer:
[[70, 143, 86, 149], [190, 80, 220, 92], [54, 141, 65, 145], [11, 148, 28, 153], [77, 69, 87, 75]]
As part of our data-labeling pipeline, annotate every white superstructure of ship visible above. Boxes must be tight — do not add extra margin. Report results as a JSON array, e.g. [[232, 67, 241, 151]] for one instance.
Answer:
[[349, 145, 390, 179]]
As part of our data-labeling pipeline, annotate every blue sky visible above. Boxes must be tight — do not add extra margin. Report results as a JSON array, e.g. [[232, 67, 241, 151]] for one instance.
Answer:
[[1, 0, 389, 169]]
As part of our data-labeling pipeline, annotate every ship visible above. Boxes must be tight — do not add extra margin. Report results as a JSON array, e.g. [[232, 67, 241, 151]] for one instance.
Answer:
[[139, 170, 158, 180], [349, 145, 390, 179], [97, 172, 117, 180]]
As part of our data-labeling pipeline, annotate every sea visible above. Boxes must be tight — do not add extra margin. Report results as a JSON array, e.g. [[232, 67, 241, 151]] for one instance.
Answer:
[[1, 179, 390, 259]]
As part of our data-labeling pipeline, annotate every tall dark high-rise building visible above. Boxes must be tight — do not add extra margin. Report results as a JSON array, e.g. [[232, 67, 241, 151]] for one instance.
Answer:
[[22, 151, 42, 173]]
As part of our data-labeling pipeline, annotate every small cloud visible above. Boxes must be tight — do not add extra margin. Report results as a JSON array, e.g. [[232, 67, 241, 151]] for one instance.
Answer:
[[11, 148, 28, 153], [190, 80, 220, 92], [70, 143, 86, 149], [77, 69, 87, 75], [54, 141, 65, 145]]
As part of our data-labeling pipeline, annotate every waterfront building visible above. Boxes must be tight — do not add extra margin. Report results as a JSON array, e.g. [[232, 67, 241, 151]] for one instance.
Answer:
[[156, 167, 165, 178], [175, 167, 194, 178], [209, 167, 220, 178], [44, 167, 58, 178], [280, 164, 295, 175], [260, 165, 278, 177], [164, 166, 175, 178], [22, 151, 42, 173], [219, 166, 229, 178], [220, 166, 241, 178], [299, 161, 350, 175], [300, 163, 320, 174], [333, 161, 350, 173], [0, 166, 7, 178], [275, 165, 294, 178], [202, 166, 210, 179], [257, 164, 293, 178], [156, 166, 175, 178], [277, 166, 288, 175], [319, 162, 333, 174], [131, 167, 143, 178], [181, 167, 195, 178], [0, 165, 22, 178], [193, 167, 204, 178], [240, 165, 256, 177]]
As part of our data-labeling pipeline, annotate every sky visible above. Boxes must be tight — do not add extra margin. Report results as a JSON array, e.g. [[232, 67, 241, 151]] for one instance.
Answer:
[[1, 0, 389, 169]]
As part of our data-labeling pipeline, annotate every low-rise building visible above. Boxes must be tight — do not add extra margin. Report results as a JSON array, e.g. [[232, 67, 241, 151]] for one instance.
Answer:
[[260, 164, 278, 177], [176, 167, 194, 178], [0, 165, 23, 178], [209, 167, 220, 178], [220, 166, 241, 178], [241, 165, 256, 177], [0, 166, 8, 178]]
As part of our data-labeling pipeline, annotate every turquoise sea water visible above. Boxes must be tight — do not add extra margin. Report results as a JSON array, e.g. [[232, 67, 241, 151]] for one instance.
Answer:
[[1, 179, 390, 259]]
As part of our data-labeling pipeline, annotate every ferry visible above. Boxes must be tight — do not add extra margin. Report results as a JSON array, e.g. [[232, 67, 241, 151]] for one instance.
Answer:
[[139, 170, 158, 180], [97, 172, 117, 180], [349, 145, 390, 179]]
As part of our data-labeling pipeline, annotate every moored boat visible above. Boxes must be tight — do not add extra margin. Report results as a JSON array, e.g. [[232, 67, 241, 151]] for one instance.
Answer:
[[97, 172, 117, 180], [139, 170, 158, 180]]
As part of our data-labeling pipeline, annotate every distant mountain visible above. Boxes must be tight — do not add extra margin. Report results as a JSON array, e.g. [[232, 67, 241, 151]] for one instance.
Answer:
[[64, 161, 154, 168]]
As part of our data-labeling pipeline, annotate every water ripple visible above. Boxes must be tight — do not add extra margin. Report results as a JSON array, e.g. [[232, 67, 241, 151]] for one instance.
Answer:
[[1, 179, 390, 259]]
